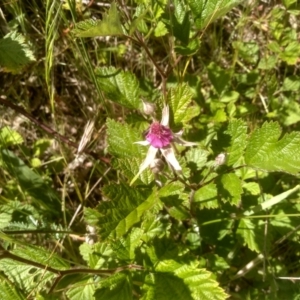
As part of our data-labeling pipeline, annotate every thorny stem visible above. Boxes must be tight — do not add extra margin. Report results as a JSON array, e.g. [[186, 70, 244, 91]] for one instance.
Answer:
[[0, 249, 144, 294]]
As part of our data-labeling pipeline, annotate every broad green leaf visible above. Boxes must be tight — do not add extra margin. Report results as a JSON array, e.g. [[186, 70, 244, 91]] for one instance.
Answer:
[[0, 204, 13, 229], [218, 173, 243, 205], [207, 62, 230, 95], [0, 150, 60, 213], [72, 3, 123, 37], [112, 157, 153, 185], [94, 273, 132, 300], [96, 66, 140, 109], [223, 119, 248, 166], [141, 215, 170, 242], [0, 31, 35, 73], [282, 75, 300, 91], [168, 84, 200, 127], [154, 21, 168, 37], [185, 148, 209, 170], [96, 184, 160, 239], [188, 0, 242, 29], [0, 126, 23, 147], [66, 277, 95, 300], [236, 218, 267, 253], [244, 121, 300, 174], [0, 280, 26, 300], [242, 182, 260, 195], [194, 183, 218, 209], [143, 261, 228, 300], [106, 119, 142, 158]]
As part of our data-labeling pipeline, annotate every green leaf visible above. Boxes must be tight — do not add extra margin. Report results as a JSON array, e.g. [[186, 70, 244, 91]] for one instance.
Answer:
[[282, 75, 300, 91], [236, 218, 267, 253], [218, 173, 243, 205], [194, 183, 218, 209], [188, 0, 242, 29], [0, 126, 23, 147], [0, 149, 60, 213], [72, 3, 123, 37], [143, 261, 228, 300], [207, 62, 230, 95], [96, 66, 140, 109], [96, 184, 160, 239], [168, 84, 200, 127], [0, 280, 26, 300], [154, 21, 168, 37], [244, 121, 300, 174], [171, 1, 190, 44], [185, 148, 209, 170], [0, 31, 35, 73], [66, 277, 95, 300], [94, 273, 132, 300], [106, 119, 143, 158]]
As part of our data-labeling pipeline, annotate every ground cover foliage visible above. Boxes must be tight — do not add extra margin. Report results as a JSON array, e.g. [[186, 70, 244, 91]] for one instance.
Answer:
[[0, 0, 300, 299]]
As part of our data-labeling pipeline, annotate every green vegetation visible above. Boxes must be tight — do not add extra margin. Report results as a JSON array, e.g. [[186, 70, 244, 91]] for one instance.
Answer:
[[1, 0, 300, 299]]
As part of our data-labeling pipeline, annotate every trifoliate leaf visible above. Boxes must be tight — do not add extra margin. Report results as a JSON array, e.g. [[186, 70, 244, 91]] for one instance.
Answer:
[[244, 121, 300, 174], [95, 184, 160, 239], [0, 31, 35, 73], [96, 66, 140, 109], [72, 3, 123, 37], [188, 0, 243, 29], [168, 84, 200, 127]]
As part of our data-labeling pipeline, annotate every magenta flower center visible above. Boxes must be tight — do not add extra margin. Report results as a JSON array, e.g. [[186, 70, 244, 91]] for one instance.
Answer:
[[146, 122, 173, 148]]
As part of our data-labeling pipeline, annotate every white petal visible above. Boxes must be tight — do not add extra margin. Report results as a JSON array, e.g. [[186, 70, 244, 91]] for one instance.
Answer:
[[160, 146, 182, 171], [161, 105, 169, 126], [134, 140, 150, 146], [130, 146, 158, 185], [173, 135, 198, 146]]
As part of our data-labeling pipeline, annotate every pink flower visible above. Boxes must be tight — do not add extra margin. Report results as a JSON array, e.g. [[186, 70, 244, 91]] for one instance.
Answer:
[[130, 105, 197, 185]]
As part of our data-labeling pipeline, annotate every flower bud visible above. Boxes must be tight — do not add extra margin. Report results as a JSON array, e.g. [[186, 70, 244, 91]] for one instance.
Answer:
[[142, 100, 156, 116], [215, 153, 227, 166]]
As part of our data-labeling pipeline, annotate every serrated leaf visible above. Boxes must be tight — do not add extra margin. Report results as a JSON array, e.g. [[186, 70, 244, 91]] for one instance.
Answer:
[[94, 273, 132, 300], [185, 148, 209, 170], [96, 66, 140, 109], [154, 21, 168, 37], [107, 119, 143, 158], [66, 277, 95, 300], [188, 0, 243, 29], [112, 157, 153, 185], [0, 280, 26, 300], [143, 261, 228, 300], [282, 75, 300, 91], [207, 62, 230, 94], [244, 121, 300, 174], [242, 182, 260, 195], [0, 31, 35, 73], [96, 184, 160, 239], [0, 126, 23, 147], [168, 84, 200, 127], [218, 173, 243, 205], [194, 183, 218, 209], [0, 149, 60, 213], [72, 3, 123, 37], [236, 218, 267, 253], [224, 119, 248, 166]]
